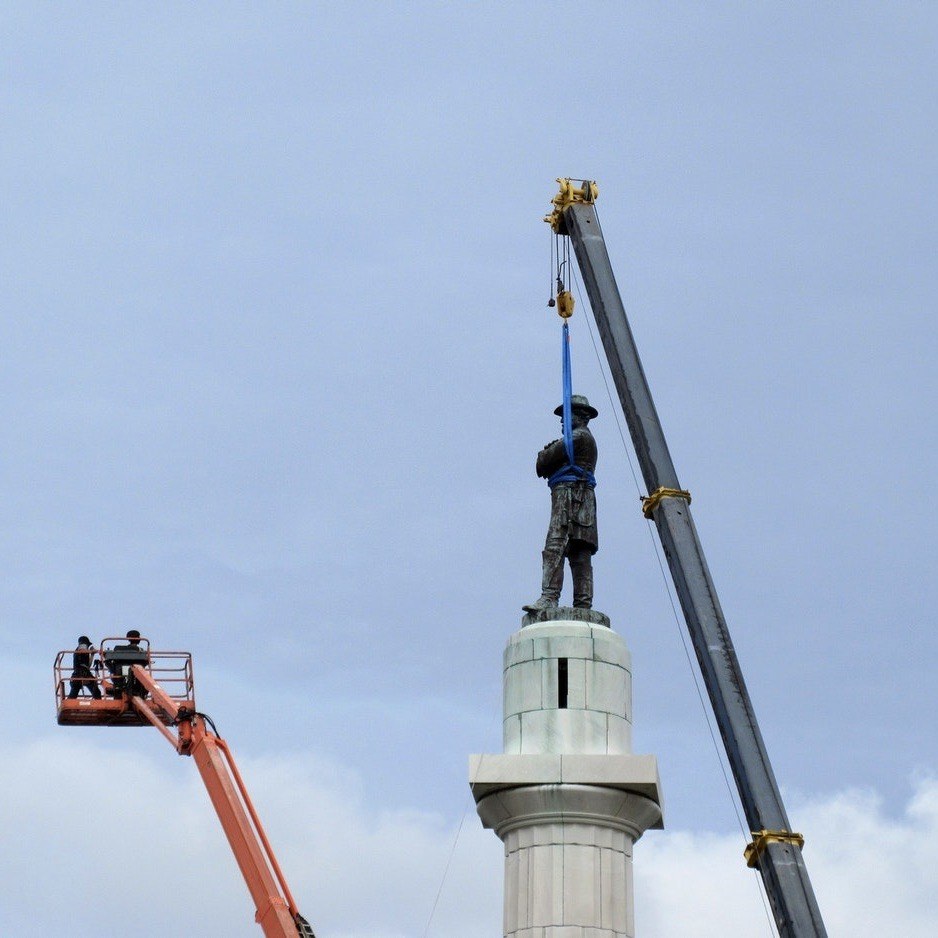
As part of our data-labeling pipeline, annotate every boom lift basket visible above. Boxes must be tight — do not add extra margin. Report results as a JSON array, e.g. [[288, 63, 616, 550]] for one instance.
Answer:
[[54, 638, 194, 726]]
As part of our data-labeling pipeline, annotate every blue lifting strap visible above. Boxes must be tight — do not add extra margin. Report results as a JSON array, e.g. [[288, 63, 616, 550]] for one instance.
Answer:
[[548, 322, 596, 489]]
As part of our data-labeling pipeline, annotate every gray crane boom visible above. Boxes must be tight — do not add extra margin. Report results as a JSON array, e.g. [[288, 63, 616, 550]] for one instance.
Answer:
[[549, 180, 827, 938]]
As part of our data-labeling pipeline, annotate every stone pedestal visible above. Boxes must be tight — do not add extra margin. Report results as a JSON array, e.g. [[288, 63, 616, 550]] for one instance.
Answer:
[[471, 610, 662, 938]]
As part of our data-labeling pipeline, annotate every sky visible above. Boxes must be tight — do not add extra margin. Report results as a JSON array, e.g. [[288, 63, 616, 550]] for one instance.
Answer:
[[1, 3, 936, 936]]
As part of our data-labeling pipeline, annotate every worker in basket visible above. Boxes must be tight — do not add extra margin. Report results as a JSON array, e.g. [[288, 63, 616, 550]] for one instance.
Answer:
[[67, 635, 102, 699], [104, 629, 150, 697]]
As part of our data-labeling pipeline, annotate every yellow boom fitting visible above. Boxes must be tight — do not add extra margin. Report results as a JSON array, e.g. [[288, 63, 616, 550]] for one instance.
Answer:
[[544, 177, 599, 234], [744, 829, 806, 869], [641, 486, 692, 519]]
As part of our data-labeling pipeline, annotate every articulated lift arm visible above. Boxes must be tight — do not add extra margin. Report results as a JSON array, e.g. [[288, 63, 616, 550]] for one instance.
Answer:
[[129, 666, 316, 938], [548, 181, 827, 938]]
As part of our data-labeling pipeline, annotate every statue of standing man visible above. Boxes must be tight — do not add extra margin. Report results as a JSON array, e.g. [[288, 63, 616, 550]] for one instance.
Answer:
[[523, 394, 599, 612]]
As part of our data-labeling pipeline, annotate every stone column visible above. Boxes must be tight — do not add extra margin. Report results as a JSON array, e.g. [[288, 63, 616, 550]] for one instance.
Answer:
[[470, 609, 663, 938]]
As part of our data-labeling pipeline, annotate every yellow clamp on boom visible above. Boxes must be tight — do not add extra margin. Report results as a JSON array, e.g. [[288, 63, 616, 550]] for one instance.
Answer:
[[641, 486, 692, 519], [545, 177, 599, 233], [744, 829, 805, 869]]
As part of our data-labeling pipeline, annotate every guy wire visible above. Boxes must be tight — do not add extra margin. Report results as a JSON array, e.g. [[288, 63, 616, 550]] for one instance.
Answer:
[[421, 704, 502, 937]]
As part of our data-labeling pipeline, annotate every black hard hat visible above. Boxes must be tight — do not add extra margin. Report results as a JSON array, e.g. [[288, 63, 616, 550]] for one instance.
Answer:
[[78, 635, 91, 645], [554, 394, 598, 419]]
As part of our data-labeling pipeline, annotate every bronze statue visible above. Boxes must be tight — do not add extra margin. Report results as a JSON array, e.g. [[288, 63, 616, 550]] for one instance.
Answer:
[[523, 394, 598, 612]]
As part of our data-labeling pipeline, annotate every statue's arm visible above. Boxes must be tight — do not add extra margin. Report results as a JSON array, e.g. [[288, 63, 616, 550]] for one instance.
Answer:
[[536, 438, 566, 478], [572, 427, 598, 469]]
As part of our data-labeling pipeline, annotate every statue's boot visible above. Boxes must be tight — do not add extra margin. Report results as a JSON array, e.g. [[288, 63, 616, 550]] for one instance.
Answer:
[[523, 547, 564, 612], [569, 546, 593, 609], [523, 595, 559, 612]]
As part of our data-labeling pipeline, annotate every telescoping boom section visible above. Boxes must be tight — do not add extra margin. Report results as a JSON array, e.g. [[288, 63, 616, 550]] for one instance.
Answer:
[[545, 179, 828, 938], [54, 639, 316, 938]]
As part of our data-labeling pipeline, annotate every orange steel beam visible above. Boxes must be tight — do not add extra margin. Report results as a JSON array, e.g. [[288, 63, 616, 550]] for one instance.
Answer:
[[189, 727, 301, 936], [139, 670, 183, 722], [213, 735, 302, 917], [131, 694, 180, 749], [129, 666, 306, 938]]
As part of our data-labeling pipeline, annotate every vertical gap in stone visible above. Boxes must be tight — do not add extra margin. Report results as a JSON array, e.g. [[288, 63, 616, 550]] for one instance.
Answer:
[[558, 657, 568, 709]]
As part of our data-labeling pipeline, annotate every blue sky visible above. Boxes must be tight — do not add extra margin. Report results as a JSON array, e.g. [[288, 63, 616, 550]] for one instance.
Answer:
[[1, 3, 936, 936]]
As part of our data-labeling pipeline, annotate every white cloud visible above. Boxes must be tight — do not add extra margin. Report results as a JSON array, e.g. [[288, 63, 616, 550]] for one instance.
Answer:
[[2, 736, 935, 937], [637, 780, 938, 937], [0, 737, 501, 938]]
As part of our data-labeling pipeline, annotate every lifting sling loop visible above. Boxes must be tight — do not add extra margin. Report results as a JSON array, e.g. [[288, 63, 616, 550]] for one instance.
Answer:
[[547, 322, 596, 490]]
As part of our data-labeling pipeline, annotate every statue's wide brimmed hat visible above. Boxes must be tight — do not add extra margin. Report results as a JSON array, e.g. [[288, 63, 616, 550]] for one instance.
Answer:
[[554, 394, 598, 419]]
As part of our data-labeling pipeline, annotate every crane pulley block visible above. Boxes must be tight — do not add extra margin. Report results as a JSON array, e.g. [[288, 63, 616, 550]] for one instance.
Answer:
[[544, 177, 599, 233], [555, 289, 575, 319]]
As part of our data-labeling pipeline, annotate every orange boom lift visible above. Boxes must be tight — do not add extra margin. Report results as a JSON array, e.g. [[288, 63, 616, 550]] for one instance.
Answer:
[[54, 637, 316, 938]]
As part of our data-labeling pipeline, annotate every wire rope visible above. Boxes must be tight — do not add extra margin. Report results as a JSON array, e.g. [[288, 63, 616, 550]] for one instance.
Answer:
[[421, 802, 470, 937], [421, 707, 502, 937]]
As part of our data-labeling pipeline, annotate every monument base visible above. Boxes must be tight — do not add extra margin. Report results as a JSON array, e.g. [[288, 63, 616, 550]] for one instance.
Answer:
[[472, 614, 663, 937], [522, 605, 611, 628]]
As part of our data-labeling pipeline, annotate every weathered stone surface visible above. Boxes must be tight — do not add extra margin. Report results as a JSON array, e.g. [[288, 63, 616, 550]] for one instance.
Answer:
[[503, 620, 630, 755], [475, 784, 661, 937], [468, 754, 663, 819], [473, 618, 663, 937]]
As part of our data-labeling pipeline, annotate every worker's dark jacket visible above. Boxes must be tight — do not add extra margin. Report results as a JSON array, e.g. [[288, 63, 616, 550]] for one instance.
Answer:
[[535, 427, 598, 553], [72, 643, 94, 671]]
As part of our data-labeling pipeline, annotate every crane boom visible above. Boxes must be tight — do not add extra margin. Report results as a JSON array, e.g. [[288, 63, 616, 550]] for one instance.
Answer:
[[549, 181, 828, 937]]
